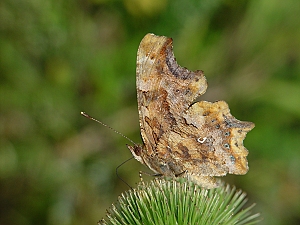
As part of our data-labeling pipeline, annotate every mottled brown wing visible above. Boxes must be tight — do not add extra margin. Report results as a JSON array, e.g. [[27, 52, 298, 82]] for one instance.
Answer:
[[136, 33, 208, 160], [136, 34, 170, 159], [135, 33, 254, 181], [177, 100, 254, 176]]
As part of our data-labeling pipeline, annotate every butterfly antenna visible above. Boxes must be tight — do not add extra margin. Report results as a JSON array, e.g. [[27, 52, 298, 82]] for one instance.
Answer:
[[115, 156, 135, 190], [81, 111, 136, 189], [80, 112, 137, 146], [81, 112, 143, 221]]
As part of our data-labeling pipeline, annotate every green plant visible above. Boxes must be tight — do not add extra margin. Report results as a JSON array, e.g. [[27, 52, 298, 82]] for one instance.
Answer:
[[100, 179, 261, 225]]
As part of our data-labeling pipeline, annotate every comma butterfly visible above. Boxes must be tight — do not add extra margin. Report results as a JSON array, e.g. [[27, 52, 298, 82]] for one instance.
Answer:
[[127, 33, 255, 188]]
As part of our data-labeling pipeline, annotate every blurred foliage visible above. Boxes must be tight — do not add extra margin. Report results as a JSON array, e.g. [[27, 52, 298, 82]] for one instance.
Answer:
[[0, 0, 299, 224]]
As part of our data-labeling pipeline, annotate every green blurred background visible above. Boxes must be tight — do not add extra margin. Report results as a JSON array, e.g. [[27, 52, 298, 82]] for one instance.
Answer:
[[1, 0, 300, 224]]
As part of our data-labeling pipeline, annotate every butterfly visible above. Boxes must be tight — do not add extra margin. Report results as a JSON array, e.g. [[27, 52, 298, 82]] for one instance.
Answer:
[[127, 33, 254, 188]]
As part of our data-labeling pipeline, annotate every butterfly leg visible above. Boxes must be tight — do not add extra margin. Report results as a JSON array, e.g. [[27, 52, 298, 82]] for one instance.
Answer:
[[175, 170, 187, 177], [139, 171, 162, 181]]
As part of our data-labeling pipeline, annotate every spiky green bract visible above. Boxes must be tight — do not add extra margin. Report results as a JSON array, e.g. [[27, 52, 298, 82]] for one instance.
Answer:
[[100, 179, 261, 225]]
